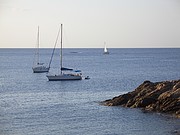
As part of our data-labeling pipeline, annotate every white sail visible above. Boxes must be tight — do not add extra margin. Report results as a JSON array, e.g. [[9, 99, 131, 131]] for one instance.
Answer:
[[104, 45, 108, 53], [103, 42, 109, 54]]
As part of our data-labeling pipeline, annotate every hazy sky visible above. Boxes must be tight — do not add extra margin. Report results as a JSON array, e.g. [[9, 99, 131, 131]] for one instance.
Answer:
[[0, 0, 180, 48]]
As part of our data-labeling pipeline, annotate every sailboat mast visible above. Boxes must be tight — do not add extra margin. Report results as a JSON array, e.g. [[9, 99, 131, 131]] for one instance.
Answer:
[[60, 24, 63, 74], [37, 26, 40, 64]]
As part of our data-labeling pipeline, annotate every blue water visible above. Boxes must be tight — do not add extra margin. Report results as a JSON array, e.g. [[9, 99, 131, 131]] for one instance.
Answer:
[[0, 48, 180, 135]]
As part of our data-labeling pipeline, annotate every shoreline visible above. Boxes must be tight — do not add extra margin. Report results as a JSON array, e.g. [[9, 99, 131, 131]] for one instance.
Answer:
[[102, 80, 180, 118]]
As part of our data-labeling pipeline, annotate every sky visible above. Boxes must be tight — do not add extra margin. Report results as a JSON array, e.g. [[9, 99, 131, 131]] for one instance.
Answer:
[[0, 0, 180, 48]]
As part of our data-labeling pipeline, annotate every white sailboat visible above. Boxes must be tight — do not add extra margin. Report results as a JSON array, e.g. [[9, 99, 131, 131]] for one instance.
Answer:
[[32, 26, 49, 73], [46, 24, 82, 81], [103, 42, 109, 54]]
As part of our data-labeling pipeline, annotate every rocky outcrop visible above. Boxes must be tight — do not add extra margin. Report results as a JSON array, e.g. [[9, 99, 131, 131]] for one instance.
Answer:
[[102, 80, 180, 118]]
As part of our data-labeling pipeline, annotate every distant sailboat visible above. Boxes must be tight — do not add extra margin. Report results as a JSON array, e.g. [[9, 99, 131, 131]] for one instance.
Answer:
[[32, 26, 49, 73], [46, 24, 83, 81], [103, 42, 109, 54]]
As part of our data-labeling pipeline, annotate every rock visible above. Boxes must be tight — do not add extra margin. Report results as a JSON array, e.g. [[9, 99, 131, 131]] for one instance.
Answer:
[[103, 93, 132, 106], [102, 80, 180, 118]]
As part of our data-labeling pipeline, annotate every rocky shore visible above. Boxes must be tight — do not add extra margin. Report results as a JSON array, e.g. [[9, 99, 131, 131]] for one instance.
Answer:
[[102, 80, 180, 118]]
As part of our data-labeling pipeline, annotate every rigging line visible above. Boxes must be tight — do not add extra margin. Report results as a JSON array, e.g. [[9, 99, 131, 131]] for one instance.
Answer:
[[48, 25, 61, 69]]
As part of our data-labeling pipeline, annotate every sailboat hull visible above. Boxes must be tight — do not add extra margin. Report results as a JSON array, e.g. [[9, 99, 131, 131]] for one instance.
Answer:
[[46, 74, 82, 81], [103, 52, 109, 54], [47, 24, 86, 81], [32, 66, 49, 73]]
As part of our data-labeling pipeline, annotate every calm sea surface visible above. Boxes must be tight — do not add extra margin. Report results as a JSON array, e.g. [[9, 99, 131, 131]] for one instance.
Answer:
[[0, 48, 180, 135]]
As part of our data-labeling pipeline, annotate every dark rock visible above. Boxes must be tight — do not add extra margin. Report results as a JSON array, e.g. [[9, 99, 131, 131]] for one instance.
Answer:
[[102, 80, 180, 118], [103, 93, 132, 106], [140, 97, 157, 107]]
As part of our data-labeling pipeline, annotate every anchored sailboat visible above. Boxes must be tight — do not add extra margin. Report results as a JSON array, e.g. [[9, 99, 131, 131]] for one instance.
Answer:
[[103, 42, 109, 54], [46, 24, 82, 81], [32, 26, 49, 73]]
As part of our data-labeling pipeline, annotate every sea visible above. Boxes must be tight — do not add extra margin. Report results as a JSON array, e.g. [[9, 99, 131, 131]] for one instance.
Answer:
[[0, 48, 180, 135]]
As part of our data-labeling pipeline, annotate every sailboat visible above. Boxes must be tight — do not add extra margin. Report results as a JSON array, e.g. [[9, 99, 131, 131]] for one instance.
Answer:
[[46, 24, 82, 81], [103, 42, 109, 54], [32, 26, 49, 73]]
